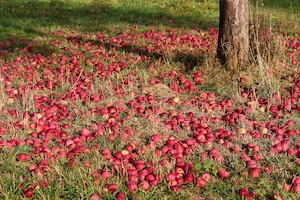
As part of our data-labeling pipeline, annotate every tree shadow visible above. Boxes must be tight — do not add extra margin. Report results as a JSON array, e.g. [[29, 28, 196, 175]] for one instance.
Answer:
[[99, 40, 206, 71]]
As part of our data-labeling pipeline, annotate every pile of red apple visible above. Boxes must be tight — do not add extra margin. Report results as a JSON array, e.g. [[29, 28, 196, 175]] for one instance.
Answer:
[[0, 26, 299, 199]]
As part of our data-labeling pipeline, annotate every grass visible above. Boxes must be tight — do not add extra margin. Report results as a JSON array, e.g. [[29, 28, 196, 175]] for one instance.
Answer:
[[0, 0, 219, 43], [0, 0, 299, 199], [249, 0, 300, 36], [0, 0, 298, 44]]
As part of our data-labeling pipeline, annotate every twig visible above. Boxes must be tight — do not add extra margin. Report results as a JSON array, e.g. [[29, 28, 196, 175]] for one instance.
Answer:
[[69, 69, 84, 91]]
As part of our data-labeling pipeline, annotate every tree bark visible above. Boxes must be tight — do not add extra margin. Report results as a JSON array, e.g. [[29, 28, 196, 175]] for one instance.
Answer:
[[217, 0, 249, 69]]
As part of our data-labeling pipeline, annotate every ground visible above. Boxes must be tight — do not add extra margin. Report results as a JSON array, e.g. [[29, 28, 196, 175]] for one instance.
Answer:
[[0, 0, 299, 199]]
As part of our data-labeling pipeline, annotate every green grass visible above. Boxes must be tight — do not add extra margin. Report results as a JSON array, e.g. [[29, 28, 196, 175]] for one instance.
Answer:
[[250, 0, 300, 34], [0, 0, 219, 43], [1, 0, 298, 45]]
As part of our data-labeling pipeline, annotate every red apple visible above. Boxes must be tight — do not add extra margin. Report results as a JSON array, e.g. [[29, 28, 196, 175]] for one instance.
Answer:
[[195, 177, 206, 187], [217, 168, 229, 179], [90, 193, 101, 200]]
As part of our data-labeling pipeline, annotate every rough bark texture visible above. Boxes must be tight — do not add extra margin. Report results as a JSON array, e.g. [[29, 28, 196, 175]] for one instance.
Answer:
[[217, 0, 249, 69]]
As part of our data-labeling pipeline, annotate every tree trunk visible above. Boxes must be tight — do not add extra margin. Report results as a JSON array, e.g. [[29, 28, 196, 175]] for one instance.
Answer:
[[217, 0, 249, 69]]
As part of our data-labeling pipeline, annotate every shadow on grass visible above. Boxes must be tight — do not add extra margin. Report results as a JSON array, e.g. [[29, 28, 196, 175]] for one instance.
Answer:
[[100, 40, 206, 71], [0, 0, 218, 63]]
